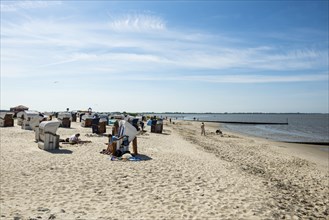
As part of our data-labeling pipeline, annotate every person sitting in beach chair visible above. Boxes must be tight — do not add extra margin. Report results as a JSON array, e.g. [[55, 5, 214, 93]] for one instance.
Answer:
[[115, 135, 131, 157], [102, 134, 125, 155]]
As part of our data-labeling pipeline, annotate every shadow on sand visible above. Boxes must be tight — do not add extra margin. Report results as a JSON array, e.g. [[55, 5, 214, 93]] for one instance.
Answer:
[[58, 127, 75, 129], [159, 132, 171, 135], [135, 154, 152, 161], [45, 148, 73, 154]]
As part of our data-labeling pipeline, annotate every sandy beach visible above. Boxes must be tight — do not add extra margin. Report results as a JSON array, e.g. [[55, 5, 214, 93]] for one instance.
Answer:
[[0, 119, 328, 220]]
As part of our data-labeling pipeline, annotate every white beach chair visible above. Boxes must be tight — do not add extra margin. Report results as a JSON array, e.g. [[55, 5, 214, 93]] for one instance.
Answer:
[[37, 121, 61, 150]]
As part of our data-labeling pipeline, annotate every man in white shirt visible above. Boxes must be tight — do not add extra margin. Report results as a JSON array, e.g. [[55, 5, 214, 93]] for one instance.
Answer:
[[69, 133, 81, 144]]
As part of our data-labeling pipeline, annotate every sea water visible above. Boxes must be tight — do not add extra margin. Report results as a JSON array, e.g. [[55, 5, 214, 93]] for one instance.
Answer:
[[153, 113, 329, 143]]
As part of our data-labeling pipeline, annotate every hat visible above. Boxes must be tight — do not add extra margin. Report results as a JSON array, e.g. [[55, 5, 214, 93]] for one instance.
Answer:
[[121, 153, 133, 159]]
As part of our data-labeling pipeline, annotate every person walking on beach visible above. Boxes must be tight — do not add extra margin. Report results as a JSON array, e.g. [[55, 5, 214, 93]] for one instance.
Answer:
[[201, 122, 206, 136]]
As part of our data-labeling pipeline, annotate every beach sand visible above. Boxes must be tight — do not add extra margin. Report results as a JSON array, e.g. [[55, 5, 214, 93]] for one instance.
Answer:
[[0, 120, 328, 219]]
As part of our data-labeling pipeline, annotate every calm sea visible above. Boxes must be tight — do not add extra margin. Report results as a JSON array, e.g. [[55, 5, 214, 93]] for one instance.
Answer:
[[152, 113, 329, 144]]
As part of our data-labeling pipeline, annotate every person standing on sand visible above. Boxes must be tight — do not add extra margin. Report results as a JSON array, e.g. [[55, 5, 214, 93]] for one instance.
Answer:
[[92, 114, 100, 134], [201, 122, 206, 136]]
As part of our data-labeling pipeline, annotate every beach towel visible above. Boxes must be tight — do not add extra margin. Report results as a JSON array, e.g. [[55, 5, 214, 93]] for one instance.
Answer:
[[109, 154, 142, 161]]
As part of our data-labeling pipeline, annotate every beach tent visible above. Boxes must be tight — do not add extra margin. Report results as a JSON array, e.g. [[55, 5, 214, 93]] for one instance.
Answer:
[[37, 121, 60, 150], [0, 112, 14, 127]]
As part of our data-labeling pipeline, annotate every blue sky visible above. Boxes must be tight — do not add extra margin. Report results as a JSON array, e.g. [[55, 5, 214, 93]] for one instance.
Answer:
[[1, 1, 328, 113]]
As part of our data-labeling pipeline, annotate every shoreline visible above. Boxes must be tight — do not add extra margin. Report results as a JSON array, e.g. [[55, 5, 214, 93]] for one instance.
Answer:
[[162, 113, 329, 145], [203, 120, 329, 147], [282, 141, 329, 146], [170, 120, 328, 217], [200, 121, 329, 169]]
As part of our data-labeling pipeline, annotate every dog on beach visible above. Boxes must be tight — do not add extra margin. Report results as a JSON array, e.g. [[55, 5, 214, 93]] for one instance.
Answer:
[[216, 129, 222, 135]]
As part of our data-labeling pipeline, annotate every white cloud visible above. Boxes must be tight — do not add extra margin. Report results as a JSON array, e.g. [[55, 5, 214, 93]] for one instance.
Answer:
[[108, 14, 166, 32], [185, 73, 329, 83], [0, 1, 61, 12], [101, 73, 329, 84], [1, 11, 328, 84]]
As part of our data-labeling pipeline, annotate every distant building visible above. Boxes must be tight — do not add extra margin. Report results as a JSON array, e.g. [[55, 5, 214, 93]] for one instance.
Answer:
[[10, 105, 29, 117]]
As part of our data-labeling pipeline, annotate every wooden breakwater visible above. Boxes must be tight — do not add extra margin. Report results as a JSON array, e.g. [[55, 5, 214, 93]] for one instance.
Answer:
[[284, 141, 329, 146], [188, 120, 289, 125]]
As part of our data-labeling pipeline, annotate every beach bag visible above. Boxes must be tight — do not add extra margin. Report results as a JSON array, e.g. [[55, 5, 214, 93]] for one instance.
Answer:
[[114, 150, 123, 157]]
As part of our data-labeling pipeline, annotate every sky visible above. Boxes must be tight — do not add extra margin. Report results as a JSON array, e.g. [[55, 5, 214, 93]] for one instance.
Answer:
[[1, 1, 328, 113]]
